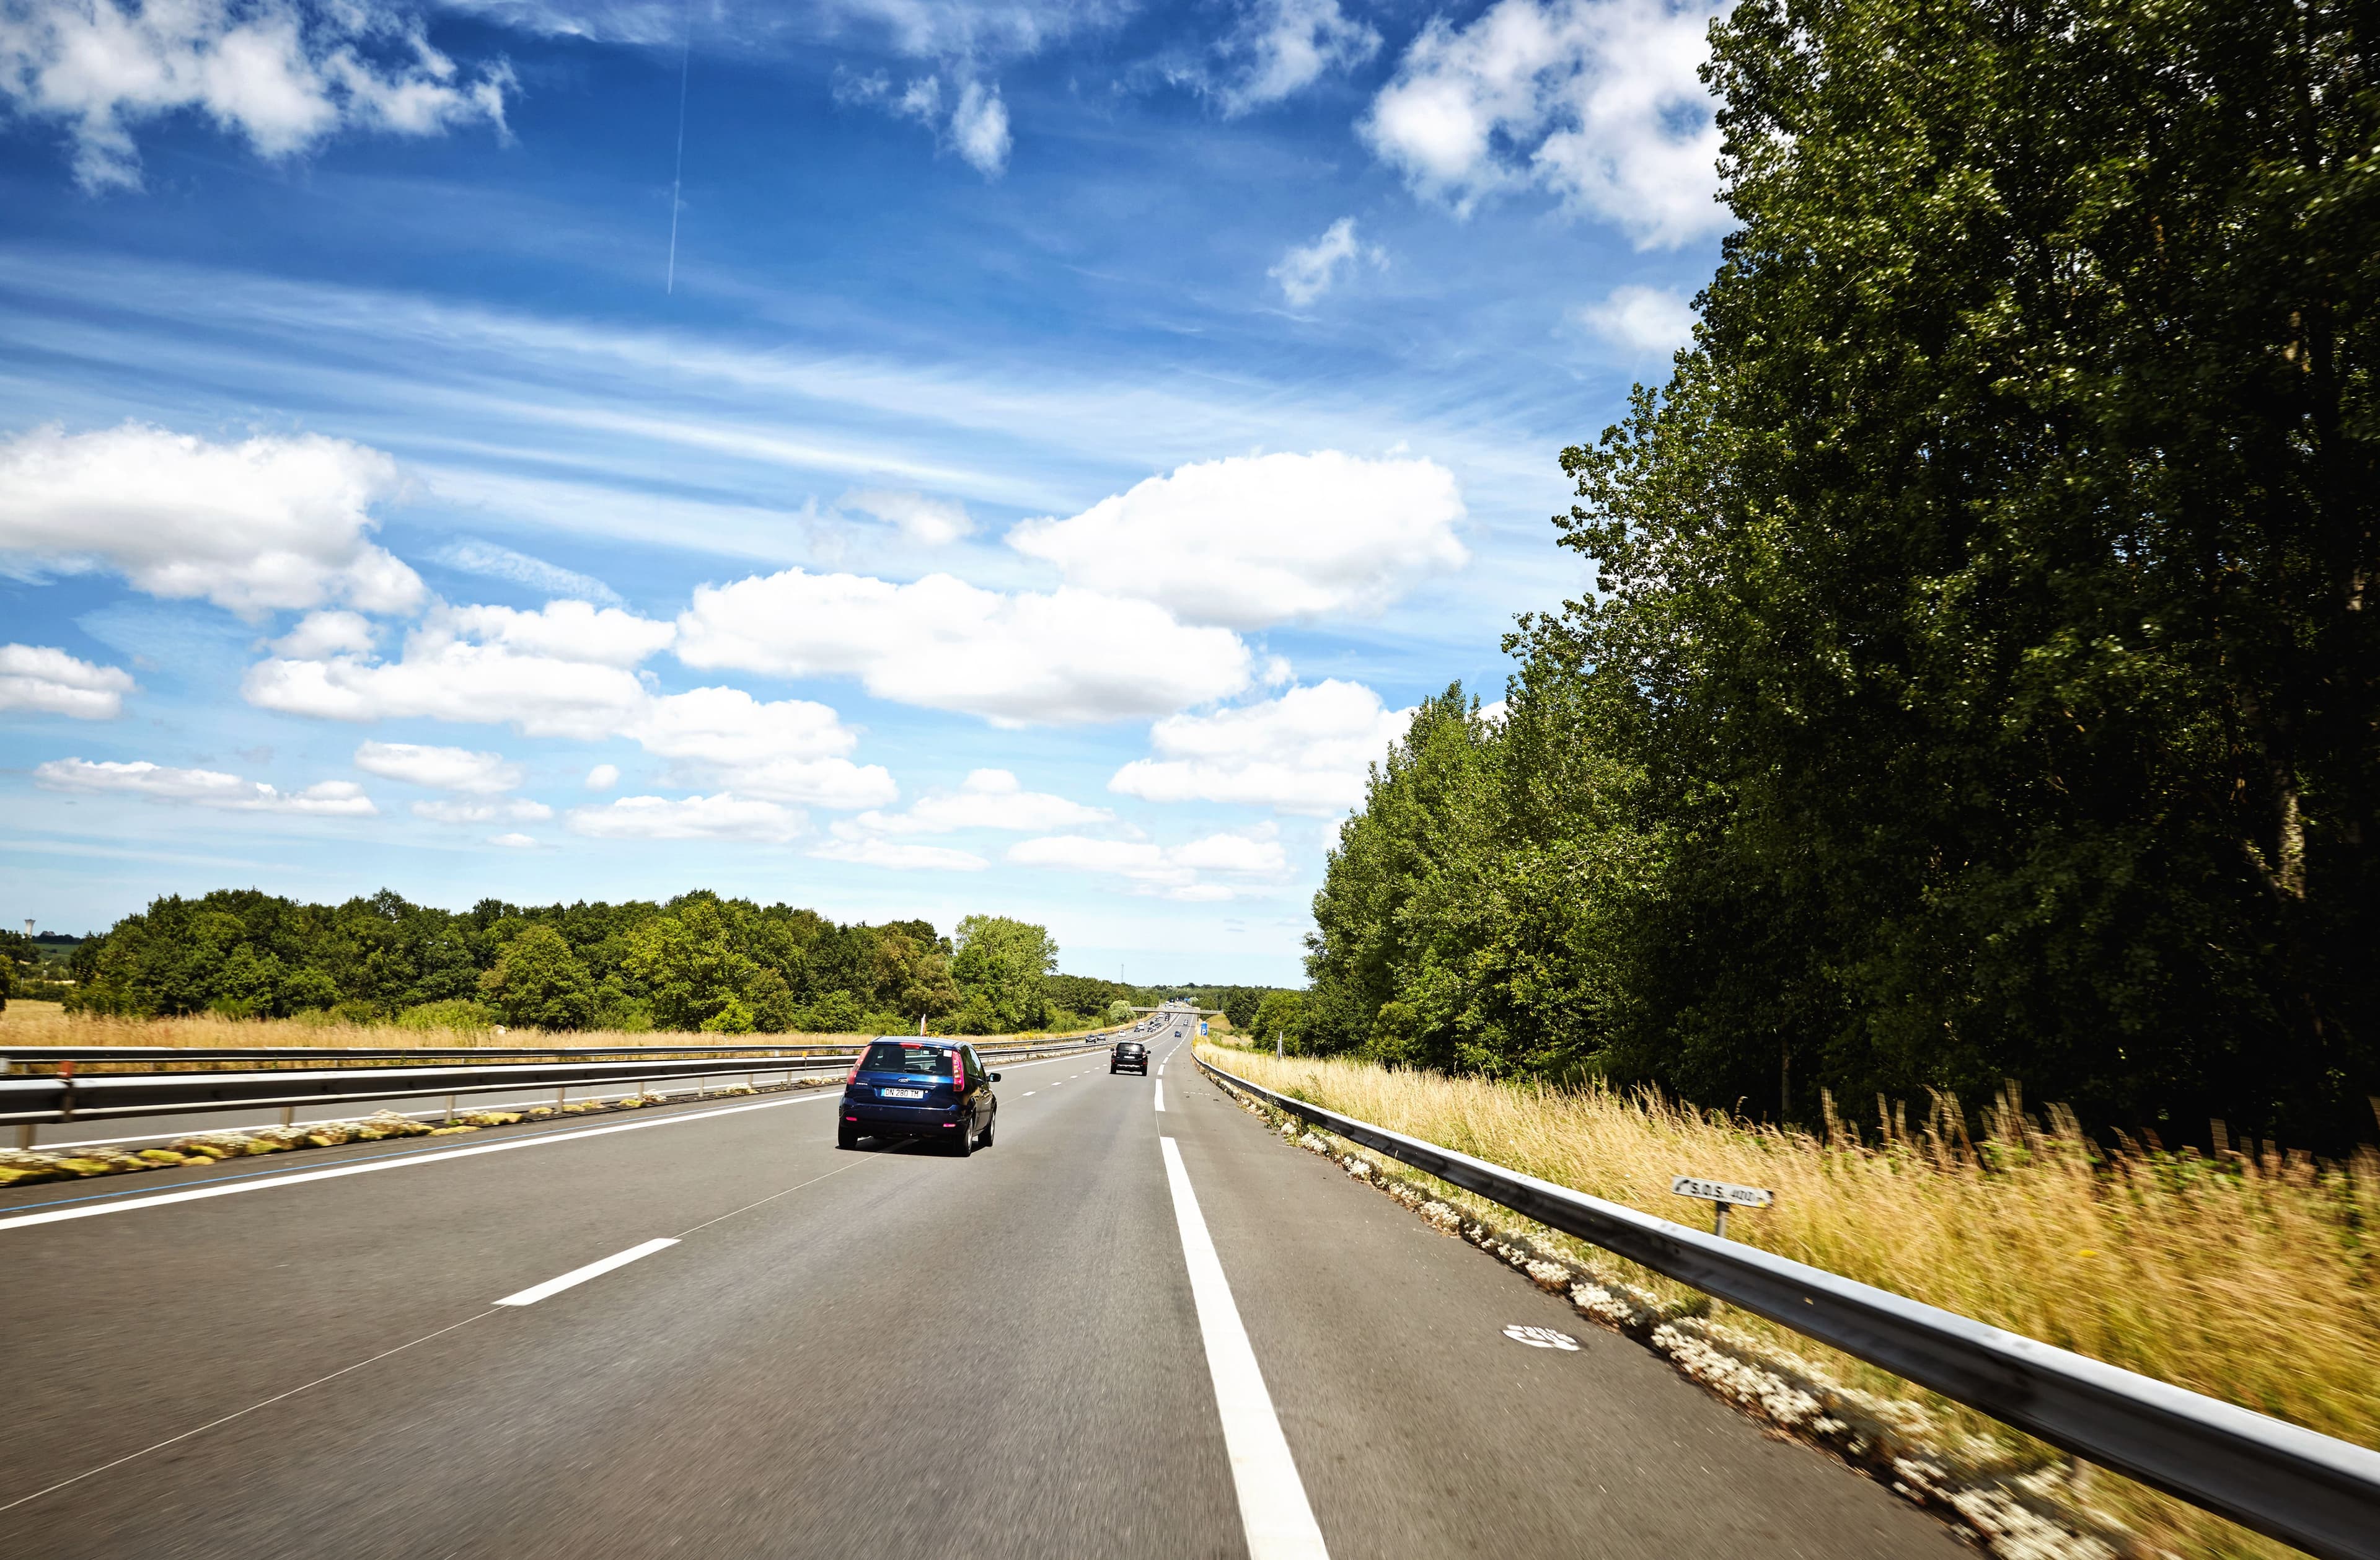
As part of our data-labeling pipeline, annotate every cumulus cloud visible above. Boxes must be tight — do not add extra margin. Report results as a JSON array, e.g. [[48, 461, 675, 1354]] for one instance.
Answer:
[[271, 610, 377, 659], [1268, 217, 1383, 307], [0, 0, 512, 192], [811, 836, 991, 871], [565, 792, 807, 844], [1576, 283, 1698, 354], [839, 767, 1109, 836], [1110, 679, 1415, 814], [1007, 451, 1467, 630], [1214, 0, 1378, 113], [412, 797, 553, 822], [488, 831, 539, 848], [837, 488, 972, 546], [245, 608, 893, 806], [0, 423, 422, 617], [355, 740, 522, 793], [430, 538, 625, 607], [1005, 827, 1290, 900], [33, 757, 375, 814], [949, 77, 1010, 174], [584, 762, 620, 790], [0, 643, 135, 718], [674, 569, 1253, 726], [444, 599, 676, 667], [1361, 0, 1729, 247]]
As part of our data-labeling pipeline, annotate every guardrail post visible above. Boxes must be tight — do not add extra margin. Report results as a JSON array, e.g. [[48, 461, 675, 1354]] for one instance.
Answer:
[[14, 1124, 30, 1150], [557, 1083, 567, 1111], [280, 1105, 295, 1129], [444, 1093, 456, 1124]]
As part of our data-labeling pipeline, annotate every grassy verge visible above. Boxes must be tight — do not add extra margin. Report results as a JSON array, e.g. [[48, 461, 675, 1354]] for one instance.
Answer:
[[1197, 1042, 2379, 1559]]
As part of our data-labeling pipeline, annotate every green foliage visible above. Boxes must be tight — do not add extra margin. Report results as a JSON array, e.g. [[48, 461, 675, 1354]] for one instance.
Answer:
[[951, 914, 1059, 1031], [63, 888, 1080, 1042], [1104, 998, 1135, 1025], [479, 925, 597, 1031], [1308, 0, 2380, 1148], [1249, 989, 1306, 1050]]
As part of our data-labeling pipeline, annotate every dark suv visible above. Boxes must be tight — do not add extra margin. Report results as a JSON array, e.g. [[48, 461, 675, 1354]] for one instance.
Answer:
[[1111, 1041, 1148, 1075], [839, 1039, 998, 1155]]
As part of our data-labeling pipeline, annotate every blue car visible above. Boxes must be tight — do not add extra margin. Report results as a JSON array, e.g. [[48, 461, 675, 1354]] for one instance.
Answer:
[[837, 1038, 1000, 1155]]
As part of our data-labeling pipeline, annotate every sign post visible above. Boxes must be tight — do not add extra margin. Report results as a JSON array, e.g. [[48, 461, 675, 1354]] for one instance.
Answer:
[[1669, 1175, 1773, 1238]]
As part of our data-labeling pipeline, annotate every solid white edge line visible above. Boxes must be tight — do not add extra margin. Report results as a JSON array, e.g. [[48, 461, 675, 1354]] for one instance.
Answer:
[[1155, 1078, 1166, 1112], [1158, 1135, 1330, 1560], [495, 1237, 678, 1305], [0, 1047, 1099, 1235]]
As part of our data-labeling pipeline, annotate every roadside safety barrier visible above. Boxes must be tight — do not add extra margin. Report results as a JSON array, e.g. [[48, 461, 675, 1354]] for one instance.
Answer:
[[1192, 1051, 2380, 1560]]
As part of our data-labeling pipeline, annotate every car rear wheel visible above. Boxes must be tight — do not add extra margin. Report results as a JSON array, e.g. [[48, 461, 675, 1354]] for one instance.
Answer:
[[950, 1119, 974, 1157], [837, 1124, 860, 1150], [978, 1115, 995, 1149]]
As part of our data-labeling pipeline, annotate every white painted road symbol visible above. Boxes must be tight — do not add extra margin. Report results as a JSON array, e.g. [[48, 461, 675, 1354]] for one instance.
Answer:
[[1501, 1324, 1580, 1351]]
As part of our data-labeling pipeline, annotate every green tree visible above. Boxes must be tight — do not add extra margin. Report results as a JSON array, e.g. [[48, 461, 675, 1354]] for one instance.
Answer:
[[1250, 989, 1305, 1051], [951, 914, 1059, 1031], [478, 925, 597, 1031]]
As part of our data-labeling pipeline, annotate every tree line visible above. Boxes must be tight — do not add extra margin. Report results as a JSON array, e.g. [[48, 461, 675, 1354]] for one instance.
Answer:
[[1301, 0, 2378, 1150], [52, 888, 1170, 1036]]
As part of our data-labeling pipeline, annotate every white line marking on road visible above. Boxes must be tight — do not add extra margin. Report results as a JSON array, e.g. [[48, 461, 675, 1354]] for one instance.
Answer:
[[1158, 1136, 1329, 1560], [495, 1238, 678, 1306], [1155, 1079, 1166, 1112], [1023, 1091, 1038, 1096], [0, 1094, 819, 1234], [1, 1047, 1099, 1234], [0, 1307, 499, 1515]]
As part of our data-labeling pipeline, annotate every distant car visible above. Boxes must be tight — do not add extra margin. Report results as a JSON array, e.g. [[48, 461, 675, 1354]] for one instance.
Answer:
[[839, 1039, 998, 1155], [1111, 1041, 1148, 1075]]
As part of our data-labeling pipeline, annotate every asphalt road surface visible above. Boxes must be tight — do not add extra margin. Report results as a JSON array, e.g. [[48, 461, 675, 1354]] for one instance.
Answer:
[[0, 1023, 1963, 1559]]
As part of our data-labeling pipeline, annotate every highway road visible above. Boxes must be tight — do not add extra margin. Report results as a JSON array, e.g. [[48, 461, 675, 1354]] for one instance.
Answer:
[[0, 1020, 1964, 1558]]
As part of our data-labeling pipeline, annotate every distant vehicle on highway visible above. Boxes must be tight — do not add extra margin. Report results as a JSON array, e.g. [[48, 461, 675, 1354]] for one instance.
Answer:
[[1111, 1041, 1148, 1075], [839, 1039, 998, 1155]]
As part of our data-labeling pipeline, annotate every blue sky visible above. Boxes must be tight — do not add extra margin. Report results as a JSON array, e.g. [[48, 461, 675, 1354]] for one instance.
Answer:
[[0, 0, 1724, 984]]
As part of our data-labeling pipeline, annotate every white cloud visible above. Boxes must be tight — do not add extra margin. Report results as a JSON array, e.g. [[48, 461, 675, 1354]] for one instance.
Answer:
[[584, 762, 620, 790], [1007, 451, 1467, 629], [272, 610, 377, 659], [674, 568, 1253, 725], [430, 538, 625, 607], [811, 836, 991, 871], [0, 423, 423, 617], [1110, 679, 1414, 814], [0, 643, 134, 719], [412, 798, 553, 822], [1576, 284, 1697, 354], [1214, 0, 1379, 113], [950, 77, 1010, 175], [489, 831, 540, 848], [1268, 217, 1383, 307], [0, 0, 511, 191], [836, 66, 1010, 177], [246, 614, 891, 804], [1005, 827, 1289, 900], [838, 488, 972, 545], [1361, 0, 1729, 248], [33, 757, 375, 815], [354, 739, 522, 793], [840, 767, 1109, 835], [565, 792, 807, 844], [443, 599, 676, 667]]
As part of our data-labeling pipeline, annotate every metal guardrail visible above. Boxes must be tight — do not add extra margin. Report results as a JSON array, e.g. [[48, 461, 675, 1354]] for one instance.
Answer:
[[1, 1030, 1129, 1067], [1193, 1051, 2380, 1560], [0, 1034, 1118, 1129]]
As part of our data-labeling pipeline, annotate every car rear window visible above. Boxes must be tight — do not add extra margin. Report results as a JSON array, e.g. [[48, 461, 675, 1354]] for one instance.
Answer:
[[860, 1042, 952, 1076]]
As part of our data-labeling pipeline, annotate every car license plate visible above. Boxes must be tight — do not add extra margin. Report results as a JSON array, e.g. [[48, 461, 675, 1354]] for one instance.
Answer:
[[881, 1087, 925, 1099]]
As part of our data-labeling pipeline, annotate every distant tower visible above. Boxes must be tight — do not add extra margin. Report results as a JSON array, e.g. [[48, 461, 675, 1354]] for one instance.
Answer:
[[20, 920, 29, 938]]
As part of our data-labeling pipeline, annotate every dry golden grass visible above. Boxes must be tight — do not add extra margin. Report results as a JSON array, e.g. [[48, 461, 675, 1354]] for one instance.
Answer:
[[1200, 1043, 2379, 1559]]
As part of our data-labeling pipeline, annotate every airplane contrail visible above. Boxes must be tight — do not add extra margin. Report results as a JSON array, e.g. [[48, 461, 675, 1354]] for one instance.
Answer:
[[666, 5, 692, 295]]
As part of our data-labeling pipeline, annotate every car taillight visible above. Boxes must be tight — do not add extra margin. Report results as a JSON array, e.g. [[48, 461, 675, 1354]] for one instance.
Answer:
[[950, 1050, 965, 1091], [845, 1054, 865, 1086]]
